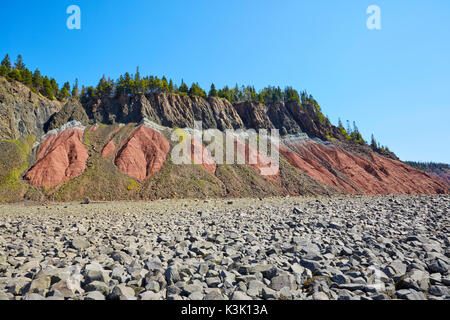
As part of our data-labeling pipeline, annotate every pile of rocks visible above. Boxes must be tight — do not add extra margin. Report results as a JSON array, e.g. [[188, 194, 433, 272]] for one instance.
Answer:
[[0, 195, 448, 300]]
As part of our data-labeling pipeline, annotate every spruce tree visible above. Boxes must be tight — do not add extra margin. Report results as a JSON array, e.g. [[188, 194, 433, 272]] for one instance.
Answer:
[[161, 76, 169, 92], [42, 77, 54, 99], [189, 83, 206, 98], [14, 54, 26, 71], [208, 83, 218, 97], [60, 82, 71, 99], [1, 54, 11, 70], [32, 69, 43, 91], [72, 78, 79, 97], [21, 69, 33, 88], [370, 134, 377, 149], [179, 79, 188, 93]]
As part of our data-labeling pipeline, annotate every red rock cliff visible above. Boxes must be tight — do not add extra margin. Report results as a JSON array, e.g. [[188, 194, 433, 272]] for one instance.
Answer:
[[281, 137, 447, 195]]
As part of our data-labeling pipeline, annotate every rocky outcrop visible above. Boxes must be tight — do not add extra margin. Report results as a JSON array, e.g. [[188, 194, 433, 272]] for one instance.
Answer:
[[0, 77, 62, 140], [24, 122, 88, 188], [114, 125, 170, 182], [44, 99, 89, 132], [284, 101, 342, 141], [84, 93, 245, 130], [233, 102, 274, 131], [280, 135, 448, 195], [266, 101, 303, 135]]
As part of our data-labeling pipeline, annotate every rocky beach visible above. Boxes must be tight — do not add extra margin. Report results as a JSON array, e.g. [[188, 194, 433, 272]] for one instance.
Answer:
[[0, 195, 448, 301]]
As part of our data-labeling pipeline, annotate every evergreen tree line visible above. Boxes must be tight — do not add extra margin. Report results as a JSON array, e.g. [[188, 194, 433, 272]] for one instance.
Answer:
[[0, 54, 325, 108], [404, 161, 449, 171], [337, 118, 367, 145], [336, 119, 391, 151], [1, 54, 376, 147], [369, 133, 391, 152], [81, 67, 308, 106], [0, 54, 76, 101]]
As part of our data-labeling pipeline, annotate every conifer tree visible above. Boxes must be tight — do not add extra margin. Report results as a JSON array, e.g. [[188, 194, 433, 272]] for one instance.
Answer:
[[72, 78, 79, 97], [32, 69, 43, 91], [60, 82, 71, 99], [42, 77, 54, 99], [161, 76, 169, 92], [21, 69, 33, 88], [1, 54, 11, 70], [370, 134, 377, 149], [14, 54, 26, 70], [208, 83, 218, 97], [179, 79, 188, 93], [189, 82, 206, 98]]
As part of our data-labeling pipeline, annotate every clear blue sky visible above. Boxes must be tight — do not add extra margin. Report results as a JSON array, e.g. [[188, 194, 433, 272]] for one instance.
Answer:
[[1, 0, 449, 162]]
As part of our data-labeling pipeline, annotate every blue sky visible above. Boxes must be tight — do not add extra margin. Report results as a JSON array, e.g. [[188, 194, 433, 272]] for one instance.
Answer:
[[1, 0, 449, 162]]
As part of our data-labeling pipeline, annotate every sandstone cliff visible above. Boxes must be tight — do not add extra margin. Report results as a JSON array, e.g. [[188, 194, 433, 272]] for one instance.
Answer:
[[0, 77, 447, 202]]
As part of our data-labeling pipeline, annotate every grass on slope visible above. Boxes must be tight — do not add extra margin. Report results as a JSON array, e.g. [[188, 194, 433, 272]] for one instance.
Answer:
[[0, 135, 36, 203], [142, 158, 225, 199]]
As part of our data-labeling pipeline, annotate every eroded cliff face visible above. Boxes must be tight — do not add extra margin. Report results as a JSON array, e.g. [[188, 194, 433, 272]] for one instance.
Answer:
[[84, 93, 245, 130], [280, 135, 448, 195], [13, 120, 448, 202], [0, 77, 62, 140], [82, 92, 343, 143], [0, 77, 447, 202]]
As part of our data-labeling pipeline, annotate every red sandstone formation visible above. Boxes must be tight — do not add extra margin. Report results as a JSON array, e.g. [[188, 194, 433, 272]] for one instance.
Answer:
[[190, 138, 217, 174], [281, 139, 447, 195], [25, 128, 88, 188], [101, 140, 116, 157], [114, 125, 170, 182], [235, 139, 279, 179]]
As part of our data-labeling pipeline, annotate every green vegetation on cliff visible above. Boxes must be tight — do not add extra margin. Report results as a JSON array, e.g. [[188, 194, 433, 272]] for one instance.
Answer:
[[0, 135, 35, 202]]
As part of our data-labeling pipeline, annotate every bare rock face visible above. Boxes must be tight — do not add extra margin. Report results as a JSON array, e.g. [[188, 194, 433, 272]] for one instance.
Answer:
[[281, 136, 448, 195], [84, 93, 245, 130], [114, 125, 170, 182], [233, 101, 274, 131], [0, 77, 62, 140], [44, 99, 89, 132], [284, 101, 342, 141], [266, 101, 303, 135], [24, 125, 88, 188]]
